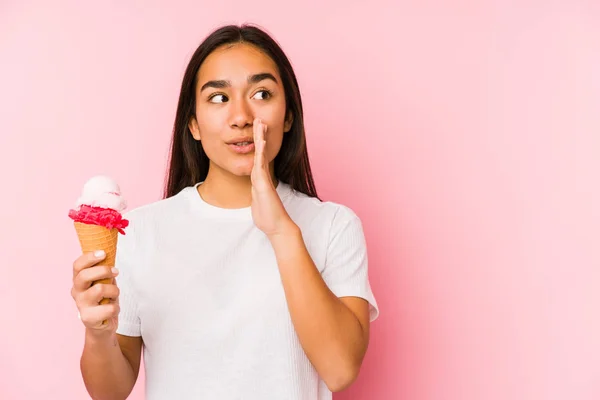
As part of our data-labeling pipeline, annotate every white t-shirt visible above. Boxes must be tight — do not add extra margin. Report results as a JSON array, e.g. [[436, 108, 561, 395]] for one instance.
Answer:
[[115, 181, 379, 400]]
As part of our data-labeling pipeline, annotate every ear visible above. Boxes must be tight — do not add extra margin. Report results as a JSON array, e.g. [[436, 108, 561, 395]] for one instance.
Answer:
[[284, 110, 294, 133], [188, 116, 201, 141]]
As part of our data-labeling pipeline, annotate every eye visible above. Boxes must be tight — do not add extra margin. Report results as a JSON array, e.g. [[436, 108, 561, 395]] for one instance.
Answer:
[[252, 90, 272, 100], [209, 94, 228, 103]]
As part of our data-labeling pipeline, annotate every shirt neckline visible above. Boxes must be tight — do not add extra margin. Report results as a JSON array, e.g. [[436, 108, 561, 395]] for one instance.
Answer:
[[186, 180, 292, 220]]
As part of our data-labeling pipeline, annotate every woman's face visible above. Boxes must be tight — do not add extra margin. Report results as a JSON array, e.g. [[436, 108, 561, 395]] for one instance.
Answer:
[[188, 43, 293, 177]]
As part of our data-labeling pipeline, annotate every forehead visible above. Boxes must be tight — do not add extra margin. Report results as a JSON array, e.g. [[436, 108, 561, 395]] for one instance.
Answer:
[[197, 43, 280, 83]]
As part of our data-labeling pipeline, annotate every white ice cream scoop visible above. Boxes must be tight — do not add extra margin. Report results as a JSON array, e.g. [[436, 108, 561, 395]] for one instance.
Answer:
[[75, 175, 127, 212]]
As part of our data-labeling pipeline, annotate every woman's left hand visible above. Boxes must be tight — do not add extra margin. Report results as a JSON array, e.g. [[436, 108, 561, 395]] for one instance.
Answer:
[[251, 118, 297, 238]]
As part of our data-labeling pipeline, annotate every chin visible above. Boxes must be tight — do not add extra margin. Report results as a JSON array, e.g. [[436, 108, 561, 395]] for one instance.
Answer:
[[231, 170, 252, 177], [228, 160, 254, 177]]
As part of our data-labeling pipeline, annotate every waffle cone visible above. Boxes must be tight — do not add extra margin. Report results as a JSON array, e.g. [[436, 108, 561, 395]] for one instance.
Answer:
[[74, 221, 119, 306]]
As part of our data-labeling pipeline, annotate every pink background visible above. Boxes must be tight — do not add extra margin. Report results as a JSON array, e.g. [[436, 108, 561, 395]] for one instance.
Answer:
[[1, 1, 599, 399]]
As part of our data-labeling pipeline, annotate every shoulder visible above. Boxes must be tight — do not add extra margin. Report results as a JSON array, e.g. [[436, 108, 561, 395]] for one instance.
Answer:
[[284, 185, 363, 235], [119, 186, 192, 240]]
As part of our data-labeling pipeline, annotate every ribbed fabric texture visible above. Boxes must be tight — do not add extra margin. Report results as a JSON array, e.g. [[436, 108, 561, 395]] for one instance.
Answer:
[[114, 181, 379, 400]]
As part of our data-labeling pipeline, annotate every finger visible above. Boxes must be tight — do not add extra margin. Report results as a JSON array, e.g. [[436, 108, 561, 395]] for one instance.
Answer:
[[79, 303, 120, 328], [253, 119, 265, 169], [73, 265, 118, 292], [73, 250, 107, 279], [253, 117, 264, 142], [81, 283, 120, 306], [257, 137, 266, 169], [260, 123, 268, 169]]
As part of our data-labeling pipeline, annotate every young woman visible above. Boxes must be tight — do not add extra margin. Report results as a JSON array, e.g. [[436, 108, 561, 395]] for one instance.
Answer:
[[71, 24, 379, 400]]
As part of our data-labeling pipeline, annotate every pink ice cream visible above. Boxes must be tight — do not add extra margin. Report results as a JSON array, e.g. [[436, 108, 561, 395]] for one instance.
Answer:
[[68, 175, 129, 234]]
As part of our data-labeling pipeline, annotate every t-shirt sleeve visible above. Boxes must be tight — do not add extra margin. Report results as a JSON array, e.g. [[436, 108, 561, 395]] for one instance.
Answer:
[[114, 214, 142, 337], [321, 206, 379, 322]]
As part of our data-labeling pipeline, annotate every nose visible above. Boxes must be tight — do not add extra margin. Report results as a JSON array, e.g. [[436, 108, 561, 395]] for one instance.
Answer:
[[228, 96, 253, 129]]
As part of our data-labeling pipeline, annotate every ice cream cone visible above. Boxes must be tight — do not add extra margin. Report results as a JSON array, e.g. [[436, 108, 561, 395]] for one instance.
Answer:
[[74, 221, 118, 318], [69, 175, 129, 326]]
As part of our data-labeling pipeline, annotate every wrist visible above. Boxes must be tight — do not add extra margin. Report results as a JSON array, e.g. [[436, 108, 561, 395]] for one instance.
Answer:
[[267, 220, 301, 242], [268, 223, 307, 263], [85, 328, 117, 346]]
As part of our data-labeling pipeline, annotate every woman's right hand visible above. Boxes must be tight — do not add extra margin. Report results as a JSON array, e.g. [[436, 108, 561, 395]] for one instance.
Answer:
[[71, 250, 121, 335]]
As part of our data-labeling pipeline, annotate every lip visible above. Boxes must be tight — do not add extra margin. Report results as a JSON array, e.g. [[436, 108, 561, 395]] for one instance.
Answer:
[[226, 136, 254, 145], [228, 142, 255, 154]]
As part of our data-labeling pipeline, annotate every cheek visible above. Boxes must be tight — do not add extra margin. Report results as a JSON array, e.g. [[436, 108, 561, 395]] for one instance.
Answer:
[[196, 135, 225, 166], [195, 117, 222, 147], [261, 109, 287, 140], [265, 133, 284, 162], [256, 97, 286, 125]]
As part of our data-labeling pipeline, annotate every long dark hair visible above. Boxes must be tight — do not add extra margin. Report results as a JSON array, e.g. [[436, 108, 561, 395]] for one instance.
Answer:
[[163, 24, 319, 200]]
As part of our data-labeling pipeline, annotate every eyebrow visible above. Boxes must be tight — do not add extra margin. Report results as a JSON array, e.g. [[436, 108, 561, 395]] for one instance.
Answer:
[[200, 73, 278, 92]]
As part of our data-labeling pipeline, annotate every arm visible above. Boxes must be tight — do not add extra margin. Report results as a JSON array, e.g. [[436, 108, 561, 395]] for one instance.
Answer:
[[72, 251, 143, 400], [80, 331, 142, 400], [269, 224, 371, 392], [249, 118, 375, 391]]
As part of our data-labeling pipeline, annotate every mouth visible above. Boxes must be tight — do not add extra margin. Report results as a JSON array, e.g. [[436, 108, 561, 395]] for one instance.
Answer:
[[228, 140, 255, 154]]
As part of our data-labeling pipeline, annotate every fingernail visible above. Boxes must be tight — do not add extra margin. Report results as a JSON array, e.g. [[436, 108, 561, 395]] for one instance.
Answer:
[[94, 250, 105, 258], [111, 267, 119, 275]]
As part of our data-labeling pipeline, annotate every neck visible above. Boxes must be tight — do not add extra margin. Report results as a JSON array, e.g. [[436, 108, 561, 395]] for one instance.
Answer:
[[198, 163, 278, 209]]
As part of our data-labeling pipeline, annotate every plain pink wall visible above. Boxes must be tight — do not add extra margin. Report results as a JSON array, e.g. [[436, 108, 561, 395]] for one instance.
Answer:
[[1, 1, 599, 399]]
